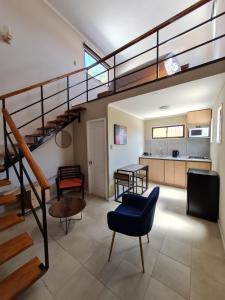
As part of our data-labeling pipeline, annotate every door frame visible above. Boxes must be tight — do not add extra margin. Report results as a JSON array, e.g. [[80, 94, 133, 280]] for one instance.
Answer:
[[86, 118, 108, 199]]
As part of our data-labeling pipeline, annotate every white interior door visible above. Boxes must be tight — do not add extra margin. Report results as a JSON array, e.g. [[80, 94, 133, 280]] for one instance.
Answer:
[[87, 119, 107, 198]]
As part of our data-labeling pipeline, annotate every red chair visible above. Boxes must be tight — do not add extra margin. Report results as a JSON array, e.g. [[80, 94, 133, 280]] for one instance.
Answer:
[[56, 165, 84, 201]]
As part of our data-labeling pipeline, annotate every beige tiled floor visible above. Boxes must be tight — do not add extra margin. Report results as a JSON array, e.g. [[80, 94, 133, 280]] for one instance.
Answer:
[[1, 184, 225, 300]]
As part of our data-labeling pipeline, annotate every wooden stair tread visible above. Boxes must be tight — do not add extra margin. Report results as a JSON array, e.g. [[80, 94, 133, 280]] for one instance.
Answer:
[[0, 194, 17, 205], [0, 212, 25, 231], [48, 119, 65, 124], [70, 106, 86, 112], [58, 112, 77, 118], [0, 257, 45, 300], [0, 232, 33, 265], [37, 124, 57, 130], [0, 179, 11, 187], [25, 133, 44, 138]]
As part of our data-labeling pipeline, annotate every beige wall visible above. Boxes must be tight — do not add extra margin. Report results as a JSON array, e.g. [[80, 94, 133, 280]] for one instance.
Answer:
[[0, 0, 104, 193], [211, 81, 225, 247], [144, 115, 187, 139], [108, 106, 144, 196]]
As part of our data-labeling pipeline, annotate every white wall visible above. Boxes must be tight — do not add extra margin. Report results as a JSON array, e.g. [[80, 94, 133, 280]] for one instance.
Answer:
[[211, 81, 225, 247], [108, 106, 144, 196], [0, 0, 106, 193]]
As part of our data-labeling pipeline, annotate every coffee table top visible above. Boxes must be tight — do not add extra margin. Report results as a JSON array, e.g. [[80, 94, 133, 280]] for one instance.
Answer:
[[49, 198, 86, 218]]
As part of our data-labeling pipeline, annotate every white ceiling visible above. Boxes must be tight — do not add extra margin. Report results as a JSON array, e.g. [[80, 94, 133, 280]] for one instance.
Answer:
[[46, 0, 213, 61], [110, 73, 225, 120]]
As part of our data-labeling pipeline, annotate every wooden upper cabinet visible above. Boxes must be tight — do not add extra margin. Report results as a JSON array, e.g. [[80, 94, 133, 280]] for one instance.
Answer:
[[187, 109, 212, 125]]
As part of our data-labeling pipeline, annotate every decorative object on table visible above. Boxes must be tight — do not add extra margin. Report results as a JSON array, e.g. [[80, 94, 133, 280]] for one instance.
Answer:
[[107, 186, 160, 273], [114, 124, 127, 145], [49, 198, 86, 234], [56, 165, 84, 201]]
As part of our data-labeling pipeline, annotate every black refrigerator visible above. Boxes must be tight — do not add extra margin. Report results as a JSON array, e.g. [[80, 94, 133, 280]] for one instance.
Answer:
[[187, 169, 219, 222]]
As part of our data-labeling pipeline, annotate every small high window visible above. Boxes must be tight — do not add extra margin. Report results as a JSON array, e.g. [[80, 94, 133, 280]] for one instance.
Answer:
[[152, 125, 185, 139], [84, 44, 109, 84]]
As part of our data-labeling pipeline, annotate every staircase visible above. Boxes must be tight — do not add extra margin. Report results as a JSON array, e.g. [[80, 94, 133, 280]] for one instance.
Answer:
[[0, 179, 47, 300], [0, 110, 50, 299]]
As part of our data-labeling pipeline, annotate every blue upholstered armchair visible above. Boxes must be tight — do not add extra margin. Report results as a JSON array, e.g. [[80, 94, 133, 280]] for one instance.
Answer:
[[107, 186, 160, 273]]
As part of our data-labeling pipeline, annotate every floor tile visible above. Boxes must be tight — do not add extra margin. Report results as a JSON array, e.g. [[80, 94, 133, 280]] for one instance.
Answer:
[[55, 266, 104, 300], [84, 242, 124, 285], [144, 277, 186, 300], [43, 250, 80, 295], [192, 248, 225, 285], [190, 269, 225, 300], [152, 253, 191, 299], [123, 241, 159, 274], [192, 234, 225, 259], [161, 237, 191, 266], [97, 288, 120, 300], [17, 280, 54, 300], [107, 260, 151, 300], [57, 231, 101, 264]]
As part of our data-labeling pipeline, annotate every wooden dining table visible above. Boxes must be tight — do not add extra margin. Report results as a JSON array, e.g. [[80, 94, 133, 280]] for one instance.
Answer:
[[117, 164, 148, 195]]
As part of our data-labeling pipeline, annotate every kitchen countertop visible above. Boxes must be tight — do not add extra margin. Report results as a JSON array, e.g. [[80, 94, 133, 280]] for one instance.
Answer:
[[139, 155, 211, 163]]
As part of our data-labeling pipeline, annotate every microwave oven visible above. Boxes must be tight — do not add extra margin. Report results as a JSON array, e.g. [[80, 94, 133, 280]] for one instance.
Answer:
[[189, 127, 210, 138]]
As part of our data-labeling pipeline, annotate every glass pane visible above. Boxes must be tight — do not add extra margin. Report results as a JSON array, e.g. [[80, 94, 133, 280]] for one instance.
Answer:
[[85, 52, 108, 84], [167, 125, 184, 138], [152, 127, 167, 138]]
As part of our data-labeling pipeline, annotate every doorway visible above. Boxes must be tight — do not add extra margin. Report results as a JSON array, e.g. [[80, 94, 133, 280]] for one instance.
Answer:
[[87, 118, 107, 199]]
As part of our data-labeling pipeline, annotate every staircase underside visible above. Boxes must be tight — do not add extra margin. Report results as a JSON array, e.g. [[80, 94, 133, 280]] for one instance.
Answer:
[[0, 106, 86, 172]]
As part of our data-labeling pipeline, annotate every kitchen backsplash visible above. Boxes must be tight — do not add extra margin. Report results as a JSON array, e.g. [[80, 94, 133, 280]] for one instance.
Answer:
[[144, 138, 210, 157]]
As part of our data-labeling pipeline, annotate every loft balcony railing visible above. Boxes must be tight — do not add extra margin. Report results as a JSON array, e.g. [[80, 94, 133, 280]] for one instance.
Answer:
[[0, 0, 225, 143]]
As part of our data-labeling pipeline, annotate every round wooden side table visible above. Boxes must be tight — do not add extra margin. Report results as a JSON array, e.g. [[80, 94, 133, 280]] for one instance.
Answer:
[[49, 198, 86, 234]]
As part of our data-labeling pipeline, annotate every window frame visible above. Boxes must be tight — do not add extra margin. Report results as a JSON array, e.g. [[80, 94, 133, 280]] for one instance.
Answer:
[[216, 104, 223, 144], [84, 43, 110, 84], [152, 124, 185, 139]]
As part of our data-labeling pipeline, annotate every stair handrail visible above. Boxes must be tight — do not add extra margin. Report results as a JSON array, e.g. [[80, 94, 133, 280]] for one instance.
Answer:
[[2, 108, 50, 190], [0, 0, 212, 100]]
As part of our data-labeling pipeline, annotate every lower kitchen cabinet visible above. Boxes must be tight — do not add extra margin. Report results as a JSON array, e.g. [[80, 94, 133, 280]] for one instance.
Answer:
[[186, 161, 211, 173], [139, 157, 211, 188], [165, 160, 186, 188], [148, 159, 165, 183]]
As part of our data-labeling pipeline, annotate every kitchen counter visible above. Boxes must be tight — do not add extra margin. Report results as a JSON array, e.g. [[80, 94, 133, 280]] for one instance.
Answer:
[[139, 155, 211, 163]]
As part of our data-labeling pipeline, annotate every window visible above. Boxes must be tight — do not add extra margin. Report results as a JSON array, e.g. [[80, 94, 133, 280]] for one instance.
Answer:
[[84, 44, 109, 84], [216, 104, 223, 144], [152, 125, 185, 139]]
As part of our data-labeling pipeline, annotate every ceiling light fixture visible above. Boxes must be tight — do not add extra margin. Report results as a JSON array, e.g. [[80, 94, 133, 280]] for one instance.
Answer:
[[159, 105, 170, 110]]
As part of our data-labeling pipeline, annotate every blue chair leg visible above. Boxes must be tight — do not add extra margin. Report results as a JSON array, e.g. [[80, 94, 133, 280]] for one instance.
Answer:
[[139, 236, 145, 273], [108, 231, 116, 262]]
